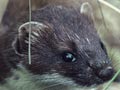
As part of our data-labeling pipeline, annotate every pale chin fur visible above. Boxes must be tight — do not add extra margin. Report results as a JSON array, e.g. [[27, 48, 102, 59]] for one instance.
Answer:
[[0, 65, 96, 90]]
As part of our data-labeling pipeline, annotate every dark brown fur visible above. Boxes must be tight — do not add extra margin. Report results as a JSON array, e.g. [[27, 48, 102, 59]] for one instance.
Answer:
[[0, 4, 116, 86], [2, 0, 93, 26]]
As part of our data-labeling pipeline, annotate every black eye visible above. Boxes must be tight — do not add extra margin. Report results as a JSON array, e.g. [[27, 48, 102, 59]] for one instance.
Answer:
[[62, 51, 77, 62]]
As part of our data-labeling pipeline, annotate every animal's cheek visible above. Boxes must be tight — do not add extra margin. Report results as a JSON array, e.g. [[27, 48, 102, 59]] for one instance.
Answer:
[[86, 67, 93, 72], [77, 67, 93, 77]]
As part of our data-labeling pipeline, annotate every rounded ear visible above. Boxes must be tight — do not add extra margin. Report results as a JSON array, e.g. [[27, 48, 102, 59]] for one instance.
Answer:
[[12, 21, 49, 56], [80, 2, 94, 20]]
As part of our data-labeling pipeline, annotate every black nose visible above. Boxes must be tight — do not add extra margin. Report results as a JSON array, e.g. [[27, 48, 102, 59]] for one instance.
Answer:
[[98, 67, 114, 81]]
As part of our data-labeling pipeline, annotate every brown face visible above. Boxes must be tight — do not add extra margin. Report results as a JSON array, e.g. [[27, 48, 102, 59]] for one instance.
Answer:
[[12, 5, 115, 86]]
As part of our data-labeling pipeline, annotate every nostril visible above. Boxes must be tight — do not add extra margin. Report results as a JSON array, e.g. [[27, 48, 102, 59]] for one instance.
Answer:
[[98, 67, 114, 81]]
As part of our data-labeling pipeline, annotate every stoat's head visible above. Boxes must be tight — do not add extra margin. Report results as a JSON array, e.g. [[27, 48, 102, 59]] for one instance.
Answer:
[[12, 3, 115, 86]]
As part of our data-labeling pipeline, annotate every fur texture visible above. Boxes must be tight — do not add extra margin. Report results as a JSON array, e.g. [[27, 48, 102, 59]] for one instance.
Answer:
[[0, 3, 117, 90]]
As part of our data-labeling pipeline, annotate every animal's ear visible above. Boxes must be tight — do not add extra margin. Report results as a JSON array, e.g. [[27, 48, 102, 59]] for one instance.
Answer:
[[80, 2, 94, 19], [12, 21, 50, 56]]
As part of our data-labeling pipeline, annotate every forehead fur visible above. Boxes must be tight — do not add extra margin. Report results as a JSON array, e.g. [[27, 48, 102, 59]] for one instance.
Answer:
[[16, 5, 101, 57], [20, 5, 98, 44]]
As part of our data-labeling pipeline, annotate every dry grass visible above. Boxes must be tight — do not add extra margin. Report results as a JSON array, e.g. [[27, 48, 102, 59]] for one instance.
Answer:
[[0, 0, 8, 23]]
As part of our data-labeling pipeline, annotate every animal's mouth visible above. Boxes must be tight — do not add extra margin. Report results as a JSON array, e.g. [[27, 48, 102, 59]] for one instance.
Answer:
[[95, 67, 115, 82], [77, 69, 115, 86], [94, 75, 106, 85], [96, 73, 113, 82], [86, 65, 115, 85], [80, 75, 107, 86], [73, 77, 104, 86]]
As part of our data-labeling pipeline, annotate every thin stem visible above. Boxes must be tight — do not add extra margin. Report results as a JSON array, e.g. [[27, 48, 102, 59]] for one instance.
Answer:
[[28, 0, 32, 64], [103, 70, 120, 90], [99, 0, 120, 14], [97, 0, 109, 31]]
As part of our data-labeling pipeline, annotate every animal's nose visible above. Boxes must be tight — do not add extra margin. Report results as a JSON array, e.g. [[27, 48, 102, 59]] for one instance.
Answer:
[[98, 67, 114, 81]]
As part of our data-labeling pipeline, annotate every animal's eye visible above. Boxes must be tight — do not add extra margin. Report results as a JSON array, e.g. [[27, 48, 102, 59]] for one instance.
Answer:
[[62, 51, 77, 62]]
